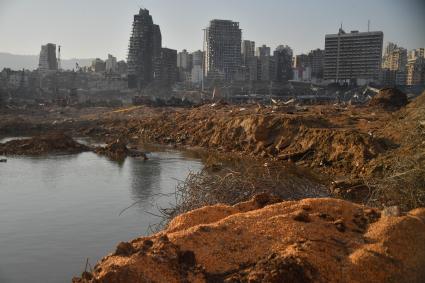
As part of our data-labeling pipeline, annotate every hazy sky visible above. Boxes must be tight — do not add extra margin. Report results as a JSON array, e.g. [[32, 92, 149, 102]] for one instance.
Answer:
[[0, 0, 424, 60]]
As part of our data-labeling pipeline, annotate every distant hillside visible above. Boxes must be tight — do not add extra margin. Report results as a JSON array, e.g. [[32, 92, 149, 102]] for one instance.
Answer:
[[0, 52, 93, 71]]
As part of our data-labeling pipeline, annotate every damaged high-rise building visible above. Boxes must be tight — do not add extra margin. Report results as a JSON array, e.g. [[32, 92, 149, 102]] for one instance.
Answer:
[[38, 43, 58, 72], [274, 45, 293, 83], [324, 29, 383, 85], [204, 20, 242, 81], [155, 48, 178, 86], [127, 9, 162, 89]]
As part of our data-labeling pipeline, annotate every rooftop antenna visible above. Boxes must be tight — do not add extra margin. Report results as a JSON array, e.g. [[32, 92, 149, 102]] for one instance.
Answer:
[[368, 20, 370, 32]]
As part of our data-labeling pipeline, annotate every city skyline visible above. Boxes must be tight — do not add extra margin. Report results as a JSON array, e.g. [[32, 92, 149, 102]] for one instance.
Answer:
[[0, 0, 424, 61]]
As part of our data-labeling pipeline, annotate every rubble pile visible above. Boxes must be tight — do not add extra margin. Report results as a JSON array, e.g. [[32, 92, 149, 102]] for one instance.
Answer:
[[73, 195, 425, 283], [369, 87, 408, 110], [94, 139, 147, 161], [111, 106, 384, 176], [364, 91, 425, 209], [0, 133, 89, 155]]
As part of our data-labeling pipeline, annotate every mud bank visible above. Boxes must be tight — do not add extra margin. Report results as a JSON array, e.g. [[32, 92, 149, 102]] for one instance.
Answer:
[[1, 89, 423, 208], [0, 133, 89, 155], [81, 103, 388, 178], [74, 90, 424, 209], [73, 194, 425, 283]]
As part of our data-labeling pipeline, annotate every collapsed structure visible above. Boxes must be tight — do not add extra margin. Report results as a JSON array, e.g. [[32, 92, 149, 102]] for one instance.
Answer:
[[38, 43, 58, 72], [127, 9, 177, 90], [127, 9, 162, 89], [204, 20, 242, 81]]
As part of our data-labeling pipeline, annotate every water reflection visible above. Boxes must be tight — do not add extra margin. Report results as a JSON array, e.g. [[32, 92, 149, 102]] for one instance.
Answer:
[[0, 149, 203, 283], [128, 157, 160, 207]]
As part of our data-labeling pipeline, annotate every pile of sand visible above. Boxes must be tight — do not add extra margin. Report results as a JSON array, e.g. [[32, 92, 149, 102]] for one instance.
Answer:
[[73, 194, 425, 283]]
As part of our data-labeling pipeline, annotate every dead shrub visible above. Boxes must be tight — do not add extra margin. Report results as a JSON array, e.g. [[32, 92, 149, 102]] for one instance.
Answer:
[[162, 160, 328, 220]]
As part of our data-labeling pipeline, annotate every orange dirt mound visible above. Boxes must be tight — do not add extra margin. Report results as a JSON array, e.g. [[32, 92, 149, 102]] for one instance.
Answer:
[[129, 112, 383, 175], [73, 195, 425, 283]]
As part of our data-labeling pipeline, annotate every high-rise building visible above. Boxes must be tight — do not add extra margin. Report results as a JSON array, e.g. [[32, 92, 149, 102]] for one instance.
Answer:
[[256, 45, 271, 57], [294, 54, 309, 68], [382, 43, 407, 72], [116, 60, 128, 75], [127, 9, 162, 88], [204, 19, 242, 81], [324, 29, 383, 84], [38, 43, 58, 71], [192, 50, 203, 67], [254, 44, 274, 81], [308, 49, 324, 79], [177, 49, 193, 71], [242, 40, 255, 65], [274, 45, 293, 82], [154, 48, 177, 86], [258, 56, 275, 81], [382, 43, 407, 85], [105, 54, 117, 73], [384, 42, 398, 58], [408, 48, 425, 61], [91, 58, 106, 73], [241, 40, 256, 81], [191, 50, 203, 85], [177, 49, 193, 82], [293, 50, 324, 81], [407, 57, 425, 86]]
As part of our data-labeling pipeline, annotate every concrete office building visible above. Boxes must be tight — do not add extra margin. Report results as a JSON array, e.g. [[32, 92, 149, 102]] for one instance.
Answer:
[[191, 50, 203, 85], [242, 40, 255, 65], [293, 54, 309, 81], [407, 57, 425, 85], [177, 49, 193, 82], [258, 56, 275, 82], [293, 50, 324, 81], [409, 48, 425, 61], [127, 9, 162, 88], [324, 29, 383, 84], [91, 58, 106, 73], [382, 43, 407, 72], [382, 43, 407, 85], [294, 54, 309, 68], [274, 45, 293, 83], [253, 44, 273, 81], [241, 40, 257, 81], [256, 45, 271, 57], [38, 43, 58, 72], [204, 19, 242, 81], [105, 54, 117, 73], [154, 48, 177, 86], [308, 49, 324, 79], [177, 49, 193, 71], [116, 60, 128, 75]]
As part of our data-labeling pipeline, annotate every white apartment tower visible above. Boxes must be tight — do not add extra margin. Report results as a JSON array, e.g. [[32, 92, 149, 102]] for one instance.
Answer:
[[324, 29, 383, 84]]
